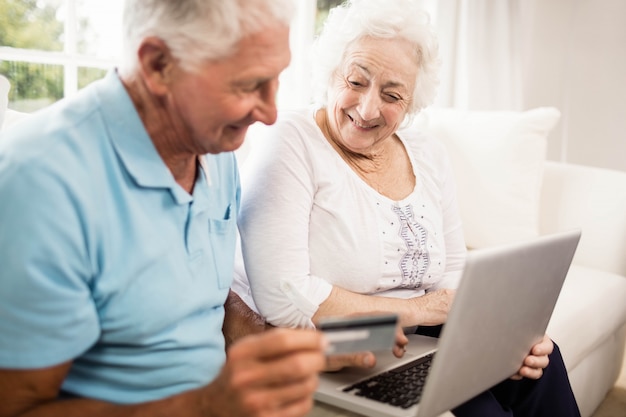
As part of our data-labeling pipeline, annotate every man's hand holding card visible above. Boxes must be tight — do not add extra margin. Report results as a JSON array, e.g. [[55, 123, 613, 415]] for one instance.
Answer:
[[317, 313, 408, 372]]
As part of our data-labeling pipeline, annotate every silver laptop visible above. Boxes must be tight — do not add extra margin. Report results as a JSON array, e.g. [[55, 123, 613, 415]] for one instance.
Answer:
[[315, 229, 581, 417]]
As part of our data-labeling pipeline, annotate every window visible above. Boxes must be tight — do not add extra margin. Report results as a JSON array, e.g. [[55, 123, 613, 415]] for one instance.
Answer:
[[0, 0, 342, 113], [0, 0, 123, 112]]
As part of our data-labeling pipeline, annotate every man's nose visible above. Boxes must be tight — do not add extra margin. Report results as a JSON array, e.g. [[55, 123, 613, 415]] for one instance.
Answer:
[[253, 80, 279, 125]]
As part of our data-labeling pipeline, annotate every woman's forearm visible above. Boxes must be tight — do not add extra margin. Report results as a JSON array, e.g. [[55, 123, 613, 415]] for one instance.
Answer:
[[312, 286, 455, 328]]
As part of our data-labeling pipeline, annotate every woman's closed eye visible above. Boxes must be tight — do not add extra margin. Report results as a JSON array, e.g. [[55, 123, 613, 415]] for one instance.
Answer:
[[384, 93, 401, 102]]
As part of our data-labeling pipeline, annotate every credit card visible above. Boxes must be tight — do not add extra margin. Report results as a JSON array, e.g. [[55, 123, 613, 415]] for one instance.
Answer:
[[317, 313, 398, 355]]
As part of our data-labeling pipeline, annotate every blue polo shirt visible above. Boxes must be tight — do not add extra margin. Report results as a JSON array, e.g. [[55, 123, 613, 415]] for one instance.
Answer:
[[0, 70, 239, 403]]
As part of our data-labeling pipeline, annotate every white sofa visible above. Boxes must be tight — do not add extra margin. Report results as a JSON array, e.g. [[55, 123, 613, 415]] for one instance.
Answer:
[[418, 107, 626, 417], [541, 161, 626, 417]]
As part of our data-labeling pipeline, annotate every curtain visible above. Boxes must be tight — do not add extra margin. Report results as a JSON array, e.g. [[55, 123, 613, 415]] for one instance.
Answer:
[[434, 0, 527, 111]]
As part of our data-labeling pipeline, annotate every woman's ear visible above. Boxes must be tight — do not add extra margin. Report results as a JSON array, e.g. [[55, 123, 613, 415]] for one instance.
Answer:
[[136, 37, 176, 96]]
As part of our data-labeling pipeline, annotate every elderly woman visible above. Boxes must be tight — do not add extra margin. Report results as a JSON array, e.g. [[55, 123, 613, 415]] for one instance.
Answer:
[[234, 0, 581, 416], [237, 0, 459, 330]]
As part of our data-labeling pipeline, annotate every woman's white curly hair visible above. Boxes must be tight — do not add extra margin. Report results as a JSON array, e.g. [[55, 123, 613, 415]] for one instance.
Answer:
[[311, 0, 440, 116]]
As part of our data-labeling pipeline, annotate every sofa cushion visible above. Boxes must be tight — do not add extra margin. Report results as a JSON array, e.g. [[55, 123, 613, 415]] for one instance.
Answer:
[[414, 107, 561, 249], [547, 264, 626, 371]]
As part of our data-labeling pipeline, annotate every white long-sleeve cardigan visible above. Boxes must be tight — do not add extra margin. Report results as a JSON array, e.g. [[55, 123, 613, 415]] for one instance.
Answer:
[[233, 109, 467, 328]]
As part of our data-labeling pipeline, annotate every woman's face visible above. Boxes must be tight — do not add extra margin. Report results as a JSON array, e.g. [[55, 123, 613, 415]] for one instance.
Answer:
[[325, 36, 418, 154]]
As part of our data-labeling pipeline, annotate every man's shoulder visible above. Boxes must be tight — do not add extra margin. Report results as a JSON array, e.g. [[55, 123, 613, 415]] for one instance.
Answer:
[[0, 80, 125, 208], [0, 82, 104, 159]]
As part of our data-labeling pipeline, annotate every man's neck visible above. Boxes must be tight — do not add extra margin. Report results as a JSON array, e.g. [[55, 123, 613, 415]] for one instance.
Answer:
[[120, 72, 198, 194]]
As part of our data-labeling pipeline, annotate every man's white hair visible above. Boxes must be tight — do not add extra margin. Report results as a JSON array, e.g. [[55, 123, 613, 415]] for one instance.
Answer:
[[120, 0, 295, 75]]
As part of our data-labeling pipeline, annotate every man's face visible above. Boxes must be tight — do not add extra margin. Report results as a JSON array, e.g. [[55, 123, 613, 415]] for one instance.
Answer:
[[167, 24, 291, 155]]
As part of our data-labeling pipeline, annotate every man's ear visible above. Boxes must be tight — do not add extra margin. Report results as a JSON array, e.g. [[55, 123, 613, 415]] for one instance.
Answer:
[[137, 37, 176, 95]]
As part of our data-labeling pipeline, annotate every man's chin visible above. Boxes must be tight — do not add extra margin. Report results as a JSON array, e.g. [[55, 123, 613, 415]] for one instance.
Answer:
[[205, 128, 248, 154], [226, 131, 248, 152]]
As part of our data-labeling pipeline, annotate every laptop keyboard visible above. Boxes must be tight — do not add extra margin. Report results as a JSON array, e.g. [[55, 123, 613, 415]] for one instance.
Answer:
[[342, 352, 435, 409]]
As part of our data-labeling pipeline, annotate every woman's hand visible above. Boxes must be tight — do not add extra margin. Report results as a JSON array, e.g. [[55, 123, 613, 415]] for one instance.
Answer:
[[324, 324, 409, 372], [511, 334, 554, 380]]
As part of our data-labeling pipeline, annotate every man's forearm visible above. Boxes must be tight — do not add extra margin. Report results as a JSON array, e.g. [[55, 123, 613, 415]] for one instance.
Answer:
[[0, 378, 208, 417], [222, 290, 271, 349]]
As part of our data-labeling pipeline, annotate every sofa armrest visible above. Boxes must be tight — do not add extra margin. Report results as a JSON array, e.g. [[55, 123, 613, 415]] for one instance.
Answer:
[[539, 161, 626, 276]]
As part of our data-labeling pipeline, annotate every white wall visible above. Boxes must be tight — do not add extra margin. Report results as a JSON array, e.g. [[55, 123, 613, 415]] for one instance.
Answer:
[[523, 0, 626, 172]]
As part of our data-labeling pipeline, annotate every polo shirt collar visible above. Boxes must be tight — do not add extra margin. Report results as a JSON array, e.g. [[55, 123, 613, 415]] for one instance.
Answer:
[[95, 70, 193, 205]]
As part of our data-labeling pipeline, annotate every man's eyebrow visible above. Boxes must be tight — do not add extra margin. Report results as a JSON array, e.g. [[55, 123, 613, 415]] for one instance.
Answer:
[[232, 78, 260, 86], [232, 76, 272, 87]]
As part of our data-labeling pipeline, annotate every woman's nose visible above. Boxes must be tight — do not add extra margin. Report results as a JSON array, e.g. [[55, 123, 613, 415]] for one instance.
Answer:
[[356, 89, 381, 121]]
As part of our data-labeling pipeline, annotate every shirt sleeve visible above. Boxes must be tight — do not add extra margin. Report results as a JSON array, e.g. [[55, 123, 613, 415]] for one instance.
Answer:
[[237, 116, 332, 328], [0, 147, 100, 368]]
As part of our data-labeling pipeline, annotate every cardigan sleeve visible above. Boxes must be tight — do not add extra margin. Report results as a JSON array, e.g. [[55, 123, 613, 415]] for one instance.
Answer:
[[237, 114, 332, 328]]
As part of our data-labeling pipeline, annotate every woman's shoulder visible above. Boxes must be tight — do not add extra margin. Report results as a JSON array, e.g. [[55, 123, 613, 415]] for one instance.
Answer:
[[270, 108, 317, 133], [248, 109, 314, 142], [248, 108, 326, 154], [397, 119, 450, 162], [241, 108, 329, 175]]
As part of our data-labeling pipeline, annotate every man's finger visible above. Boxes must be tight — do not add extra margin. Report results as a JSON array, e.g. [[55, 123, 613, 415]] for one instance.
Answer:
[[229, 328, 327, 361]]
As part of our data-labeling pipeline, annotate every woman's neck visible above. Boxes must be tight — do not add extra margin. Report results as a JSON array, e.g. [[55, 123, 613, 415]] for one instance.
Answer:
[[315, 108, 415, 200]]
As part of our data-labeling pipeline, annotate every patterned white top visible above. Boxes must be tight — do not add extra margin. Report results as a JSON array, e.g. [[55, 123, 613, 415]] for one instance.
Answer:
[[234, 109, 466, 328]]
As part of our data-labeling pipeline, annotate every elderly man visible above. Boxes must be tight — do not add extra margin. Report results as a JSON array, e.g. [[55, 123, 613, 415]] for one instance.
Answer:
[[0, 1, 327, 416]]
